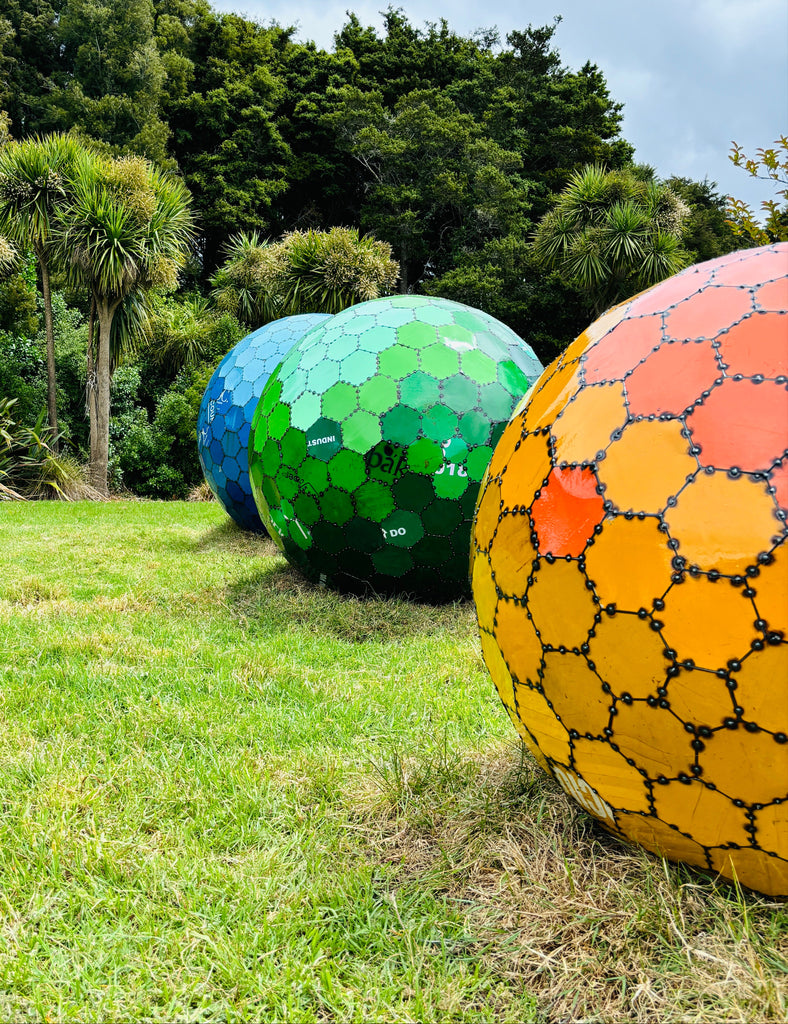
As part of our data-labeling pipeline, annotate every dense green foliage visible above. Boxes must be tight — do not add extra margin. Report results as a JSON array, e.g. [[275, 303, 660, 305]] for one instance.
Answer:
[[0, 1, 751, 498]]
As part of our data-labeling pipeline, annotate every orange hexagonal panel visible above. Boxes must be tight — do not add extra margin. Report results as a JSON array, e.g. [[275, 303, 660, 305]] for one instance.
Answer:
[[597, 418, 697, 514], [716, 311, 788, 378], [730, 644, 788, 734], [526, 558, 598, 651], [687, 378, 788, 474], [552, 382, 628, 465], [700, 725, 788, 805], [487, 509, 537, 599], [531, 466, 604, 557], [664, 285, 752, 341], [585, 515, 674, 611], [664, 472, 780, 575], [625, 339, 720, 418], [540, 652, 611, 737], [494, 597, 543, 685], [660, 575, 759, 670], [588, 611, 671, 699], [750, 541, 788, 633], [651, 779, 751, 849], [471, 243, 788, 895]]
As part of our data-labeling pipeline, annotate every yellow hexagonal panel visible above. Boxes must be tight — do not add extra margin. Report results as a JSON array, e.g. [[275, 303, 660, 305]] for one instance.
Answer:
[[553, 382, 628, 466], [522, 358, 582, 433], [494, 597, 543, 685], [610, 702, 696, 780], [541, 651, 611, 737], [488, 511, 537, 598], [708, 847, 788, 898], [617, 811, 709, 867], [751, 541, 788, 634], [664, 671, 735, 730], [571, 738, 651, 813], [699, 727, 788, 804], [527, 559, 597, 651], [480, 629, 516, 717], [513, 682, 572, 766], [597, 419, 696, 514], [588, 612, 671, 699], [474, 476, 502, 555], [664, 473, 779, 575], [730, 644, 788, 733], [498, 429, 552, 513], [752, 802, 788, 855], [585, 515, 673, 611], [471, 554, 498, 634], [660, 576, 758, 670], [650, 780, 750, 848]]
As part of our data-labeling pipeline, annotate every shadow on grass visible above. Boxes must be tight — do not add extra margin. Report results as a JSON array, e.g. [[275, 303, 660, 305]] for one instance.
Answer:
[[188, 519, 274, 556], [225, 559, 475, 643]]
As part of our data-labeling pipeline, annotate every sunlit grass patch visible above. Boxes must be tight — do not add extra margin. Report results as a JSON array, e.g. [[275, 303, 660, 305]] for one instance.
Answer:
[[0, 501, 784, 1022]]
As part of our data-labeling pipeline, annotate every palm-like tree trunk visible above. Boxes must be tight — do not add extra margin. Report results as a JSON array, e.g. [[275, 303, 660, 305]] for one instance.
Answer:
[[92, 297, 121, 496], [37, 249, 59, 450]]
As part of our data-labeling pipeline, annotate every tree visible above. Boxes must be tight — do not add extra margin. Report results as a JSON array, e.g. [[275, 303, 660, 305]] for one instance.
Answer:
[[211, 227, 399, 323], [726, 136, 788, 245], [0, 133, 83, 445], [328, 86, 527, 291], [532, 163, 691, 316], [54, 151, 195, 494]]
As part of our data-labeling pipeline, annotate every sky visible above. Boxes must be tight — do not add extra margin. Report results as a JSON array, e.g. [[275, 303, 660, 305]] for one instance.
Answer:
[[209, 0, 788, 214]]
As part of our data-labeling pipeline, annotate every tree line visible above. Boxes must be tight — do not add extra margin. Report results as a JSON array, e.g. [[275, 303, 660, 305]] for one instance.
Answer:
[[0, 1, 757, 501]]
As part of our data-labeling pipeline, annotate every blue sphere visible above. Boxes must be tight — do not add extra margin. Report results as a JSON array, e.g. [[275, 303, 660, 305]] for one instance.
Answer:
[[197, 314, 332, 530]]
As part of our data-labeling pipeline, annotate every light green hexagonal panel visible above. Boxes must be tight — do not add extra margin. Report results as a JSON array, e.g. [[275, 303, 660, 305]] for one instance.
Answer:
[[460, 348, 497, 383], [340, 348, 378, 386], [374, 306, 417, 329], [378, 345, 419, 378], [290, 390, 322, 431], [343, 409, 382, 453], [299, 341, 329, 372], [419, 343, 459, 378], [321, 381, 358, 420], [396, 321, 438, 349], [268, 402, 291, 440], [465, 445, 494, 482], [399, 371, 440, 409], [357, 325, 398, 354], [359, 375, 398, 413]]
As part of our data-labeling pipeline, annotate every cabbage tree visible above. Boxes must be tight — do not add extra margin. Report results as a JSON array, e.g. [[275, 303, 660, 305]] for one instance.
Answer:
[[55, 152, 195, 494], [0, 133, 83, 444], [532, 164, 691, 316]]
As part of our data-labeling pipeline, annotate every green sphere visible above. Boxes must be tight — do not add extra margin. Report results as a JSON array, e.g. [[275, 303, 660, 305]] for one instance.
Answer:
[[249, 295, 544, 600]]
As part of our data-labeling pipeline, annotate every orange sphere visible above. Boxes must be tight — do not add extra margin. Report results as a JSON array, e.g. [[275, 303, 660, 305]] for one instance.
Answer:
[[472, 244, 788, 895]]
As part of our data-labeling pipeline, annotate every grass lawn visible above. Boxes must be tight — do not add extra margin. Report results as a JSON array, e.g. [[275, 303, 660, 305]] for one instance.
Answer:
[[0, 500, 785, 1022]]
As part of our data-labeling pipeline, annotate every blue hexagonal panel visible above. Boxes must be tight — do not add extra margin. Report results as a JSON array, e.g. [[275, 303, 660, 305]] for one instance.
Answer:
[[197, 313, 332, 531]]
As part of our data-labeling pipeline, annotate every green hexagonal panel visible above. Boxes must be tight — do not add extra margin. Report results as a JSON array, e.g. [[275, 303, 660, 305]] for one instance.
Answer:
[[399, 371, 440, 409], [289, 390, 322, 431], [406, 437, 443, 474], [396, 321, 439, 349], [343, 409, 383, 453], [321, 381, 358, 421], [422, 405, 458, 442], [441, 373, 479, 414], [328, 449, 367, 490], [378, 344, 419, 378], [355, 480, 395, 522], [359, 375, 398, 414], [460, 348, 497, 383], [381, 405, 421, 445], [419, 343, 459, 378], [340, 348, 378, 386]]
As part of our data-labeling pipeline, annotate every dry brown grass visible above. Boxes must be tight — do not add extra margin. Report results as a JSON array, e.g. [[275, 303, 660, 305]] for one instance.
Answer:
[[349, 741, 788, 1024]]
